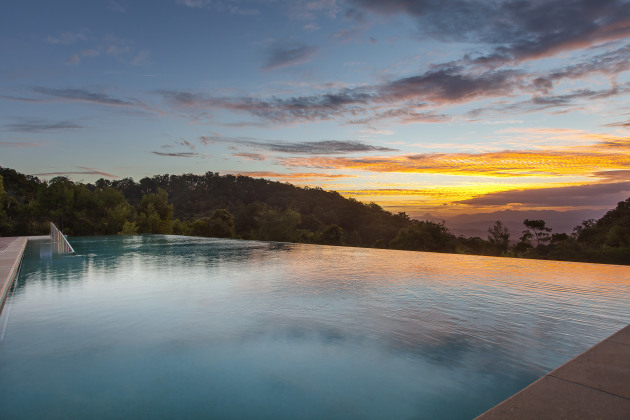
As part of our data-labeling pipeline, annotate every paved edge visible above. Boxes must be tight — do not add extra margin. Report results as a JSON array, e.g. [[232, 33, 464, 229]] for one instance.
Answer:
[[476, 324, 630, 419], [0, 237, 28, 314], [0, 236, 49, 315]]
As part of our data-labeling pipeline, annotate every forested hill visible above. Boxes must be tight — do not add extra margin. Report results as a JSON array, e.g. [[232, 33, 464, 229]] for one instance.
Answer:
[[1, 166, 629, 265], [0, 167, 413, 248]]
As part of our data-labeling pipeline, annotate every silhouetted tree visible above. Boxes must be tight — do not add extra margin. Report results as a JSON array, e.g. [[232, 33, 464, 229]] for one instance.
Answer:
[[487, 220, 510, 254], [522, 219, 552, 247]]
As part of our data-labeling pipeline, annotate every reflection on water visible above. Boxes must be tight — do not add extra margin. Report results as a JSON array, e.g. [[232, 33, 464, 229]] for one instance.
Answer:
[[1, 235, 629, 419]]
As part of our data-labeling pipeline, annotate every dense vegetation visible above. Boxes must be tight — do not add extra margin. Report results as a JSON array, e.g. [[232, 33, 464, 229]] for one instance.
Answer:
[[1, 167, 628, 265]]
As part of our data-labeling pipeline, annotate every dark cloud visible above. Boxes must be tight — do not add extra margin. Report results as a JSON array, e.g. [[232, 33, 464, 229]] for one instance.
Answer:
[[605, 120, 630, 128], [469, 86, 626, 117], [458, 182, 630, 207], [32, 87, 136, 106], [201, 134, 397, 154], [152, 151, 199, 157], [546, 44, 630, 82], [592, 170, 630, 181], [347, 0, 630, 63], [348, 109, 450, 125], [261, 44, 319, 71], [4, 118, 84, 132], [31, 167, 118, 178], [379, 67, 521, 103], [158, 88, 372, 122]]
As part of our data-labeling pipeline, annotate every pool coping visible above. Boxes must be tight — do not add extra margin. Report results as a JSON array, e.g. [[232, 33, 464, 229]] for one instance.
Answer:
[[0, 236, 48, 315], [476, 323, 630, 419]]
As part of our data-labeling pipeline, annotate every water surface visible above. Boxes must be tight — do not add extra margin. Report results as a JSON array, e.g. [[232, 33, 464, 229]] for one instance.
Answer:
[[1, 235, 629, 419]]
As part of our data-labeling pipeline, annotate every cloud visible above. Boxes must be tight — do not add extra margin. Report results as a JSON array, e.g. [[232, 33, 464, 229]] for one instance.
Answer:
[[44, 30, 89, 45], [592, 170, 630, 181], [261, 44, 320, 71], [288, 0, 341, 20], [152, 151, 199, 157], [0, 141, 41, 148], [277, 148, 630, 177], [31, 167, 118, 178], [177, 139, 196, 150], [131, 49, 151, 66], [109, 1, 126, 13], [457, 182, 630, 208], [347, 0, 630, 63], [4, 118, 84, 132], [469, 85, 629, 117], [66, 54, 81, 66], [379, 67, 522, 103], [176, 0, 260, 15], [233, 153, 266, 161], [32, 87, 137, 107], [201, 134, 397, 154]]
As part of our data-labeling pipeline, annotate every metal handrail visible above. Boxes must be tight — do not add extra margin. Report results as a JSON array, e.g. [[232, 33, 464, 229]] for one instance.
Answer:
[[50, 222, 75, 255]]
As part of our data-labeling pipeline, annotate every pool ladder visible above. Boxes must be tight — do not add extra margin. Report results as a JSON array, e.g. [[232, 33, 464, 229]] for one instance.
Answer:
[[50, 222, 76, 255]]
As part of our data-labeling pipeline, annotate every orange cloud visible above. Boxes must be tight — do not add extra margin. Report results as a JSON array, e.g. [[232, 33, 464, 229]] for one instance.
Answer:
[[278, 147, 630, 178]]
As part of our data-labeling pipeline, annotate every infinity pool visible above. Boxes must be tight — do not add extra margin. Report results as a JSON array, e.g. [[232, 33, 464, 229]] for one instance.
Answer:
[[1, 235, 629, 419]]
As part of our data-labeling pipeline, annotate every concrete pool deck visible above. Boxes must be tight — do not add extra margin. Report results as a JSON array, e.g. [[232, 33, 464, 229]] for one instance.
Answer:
[[0, 236, 48, 313], [1, 236, 629, 418], [477, 324, 630, 419]]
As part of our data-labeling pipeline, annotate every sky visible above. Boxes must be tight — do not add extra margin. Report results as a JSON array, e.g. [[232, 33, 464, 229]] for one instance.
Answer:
[[2, 0, 630, 222]]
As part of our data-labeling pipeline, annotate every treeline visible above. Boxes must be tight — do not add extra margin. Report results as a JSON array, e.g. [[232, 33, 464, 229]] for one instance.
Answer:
[[1, 167, 628, 265]]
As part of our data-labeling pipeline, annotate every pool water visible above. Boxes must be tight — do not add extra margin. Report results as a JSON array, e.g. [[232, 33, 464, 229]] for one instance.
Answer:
[[1, 235, 629, 419]]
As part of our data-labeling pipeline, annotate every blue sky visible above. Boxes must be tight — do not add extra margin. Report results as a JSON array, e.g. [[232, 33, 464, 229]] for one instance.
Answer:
[[2, 0, 630, 219]]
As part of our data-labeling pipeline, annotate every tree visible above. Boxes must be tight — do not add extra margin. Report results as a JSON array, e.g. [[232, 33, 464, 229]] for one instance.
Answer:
[[208, 209, 235, 238], [319, 224, 344, 245], [522, 219, 552, 247], [256, 207, 301, 242], [389, 220, 455, 253], [487, 221, 510, 254], [0, 175, 8, 229], [136, 188, 173, 234]]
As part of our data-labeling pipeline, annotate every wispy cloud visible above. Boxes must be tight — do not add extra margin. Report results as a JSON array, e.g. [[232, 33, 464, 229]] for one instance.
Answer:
[[0, 141, 41, 148], [261, 43, 320, 71], [44, 29, 90, 45], [201, 134, 397, 154], [176, 0, 260, 15], [152, 151, 199, 157], [109, 1, 126, 13], [233, 153, 267, 161], [31, 166, 118, 178], [32, 87, 138, 107], [4, 118, 84, 132]]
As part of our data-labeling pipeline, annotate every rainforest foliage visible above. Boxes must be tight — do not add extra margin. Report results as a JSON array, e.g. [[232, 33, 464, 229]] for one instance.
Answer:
[[1, 167, 628, 265]]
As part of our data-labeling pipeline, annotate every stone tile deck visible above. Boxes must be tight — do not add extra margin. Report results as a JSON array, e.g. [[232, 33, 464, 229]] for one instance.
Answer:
[[476, 324, 630, 419]]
